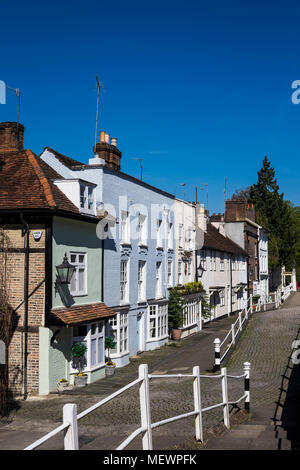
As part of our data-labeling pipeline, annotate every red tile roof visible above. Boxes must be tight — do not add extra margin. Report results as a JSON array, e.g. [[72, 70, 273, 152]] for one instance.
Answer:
[[0, 148, 80, 214], [51, 302, 116, 325]]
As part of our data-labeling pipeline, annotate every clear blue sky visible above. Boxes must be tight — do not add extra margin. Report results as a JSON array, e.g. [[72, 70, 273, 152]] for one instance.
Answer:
[[1, 0, 300, 213]]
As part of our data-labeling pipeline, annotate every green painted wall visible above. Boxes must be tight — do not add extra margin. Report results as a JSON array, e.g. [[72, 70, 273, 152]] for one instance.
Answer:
[[52, 216, 102, 309]]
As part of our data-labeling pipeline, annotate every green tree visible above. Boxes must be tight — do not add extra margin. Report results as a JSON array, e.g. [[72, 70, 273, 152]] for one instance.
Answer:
[[249, 156, 297, 271]]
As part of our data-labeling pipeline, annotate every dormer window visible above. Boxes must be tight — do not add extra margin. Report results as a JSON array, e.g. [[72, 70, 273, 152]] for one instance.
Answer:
[[80, 184, 95, 213]]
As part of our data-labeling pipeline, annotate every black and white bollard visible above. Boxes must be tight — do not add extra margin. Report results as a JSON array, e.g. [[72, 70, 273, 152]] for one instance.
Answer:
[[244, 362, 251, 412], [214, 338, 221, 371]]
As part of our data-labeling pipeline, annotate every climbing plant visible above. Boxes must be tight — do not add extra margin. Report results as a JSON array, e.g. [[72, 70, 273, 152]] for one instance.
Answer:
[[0, 228, 13, 417]]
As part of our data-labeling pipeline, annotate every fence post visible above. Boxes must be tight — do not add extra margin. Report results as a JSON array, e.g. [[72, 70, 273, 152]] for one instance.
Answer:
[[214, 338, 221, 371], [244, 362, 251, 412], [239, 311, 242, 331], [250, 295, 253, 313], [63, 404, 79, 450], [139, 364, 153, 450], [221, 367, 230, 429], [231, 324, 235, 346], [193, 366, 203, 442]]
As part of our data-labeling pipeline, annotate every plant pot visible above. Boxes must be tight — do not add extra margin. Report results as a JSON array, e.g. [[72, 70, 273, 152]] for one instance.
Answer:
[[105, 364, 116, 377], [74, 374, 88, 387], [57, 381, 73, 392], [171, 328, 182, 340]]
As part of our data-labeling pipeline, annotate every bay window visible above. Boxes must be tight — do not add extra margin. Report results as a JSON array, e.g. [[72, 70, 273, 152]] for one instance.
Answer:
[[148, 304, 168, 340], [108, 313, 129, 356], [71, 321, 105, 373]]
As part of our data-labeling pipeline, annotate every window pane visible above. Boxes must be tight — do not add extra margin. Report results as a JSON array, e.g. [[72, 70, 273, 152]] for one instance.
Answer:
[[98, 337, 104, 363], [91, 338, 97, 366], [78, 269, 85, 292]]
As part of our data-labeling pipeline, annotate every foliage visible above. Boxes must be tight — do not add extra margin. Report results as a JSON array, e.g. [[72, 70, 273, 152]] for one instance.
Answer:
[[71, 342, 87, 374], [231, 187, 251, 201], [105, 335, 116, 365], [168, 286, 185, 329], [249, 156, 297, 271], [0, 228, 13, 417]]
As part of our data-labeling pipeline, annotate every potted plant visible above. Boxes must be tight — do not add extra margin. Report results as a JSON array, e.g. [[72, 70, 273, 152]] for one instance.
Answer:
[[71, 342, 88, 387], [57, 378, 73, 392], [168, 286, 185, 340], [105, 336, 117, 376]]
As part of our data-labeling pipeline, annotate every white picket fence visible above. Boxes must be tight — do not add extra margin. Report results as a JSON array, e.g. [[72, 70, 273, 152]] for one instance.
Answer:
[[214, 284, 294, 369], [24, 362, 250, 451]]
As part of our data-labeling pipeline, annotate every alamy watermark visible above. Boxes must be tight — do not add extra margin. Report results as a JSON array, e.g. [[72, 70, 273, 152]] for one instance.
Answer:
[[0, 80, 5, 104]]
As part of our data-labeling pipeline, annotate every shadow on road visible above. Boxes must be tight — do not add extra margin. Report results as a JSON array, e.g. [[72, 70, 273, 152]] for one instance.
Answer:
[[272, 325, 300, 450]]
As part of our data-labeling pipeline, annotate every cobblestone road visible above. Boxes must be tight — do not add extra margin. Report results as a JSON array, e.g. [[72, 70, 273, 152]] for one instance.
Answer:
[[1, 293, 300, 450]]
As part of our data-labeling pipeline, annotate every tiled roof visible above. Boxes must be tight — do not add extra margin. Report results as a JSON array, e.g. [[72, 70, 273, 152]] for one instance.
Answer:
[[51, 302, 116, 325], [0, 148, 80, 214], [203, 223, 248, 256], [44, 147, 86, 169]]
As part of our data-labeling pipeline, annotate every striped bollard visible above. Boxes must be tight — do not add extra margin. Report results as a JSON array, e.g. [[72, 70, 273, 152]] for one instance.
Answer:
[[214, 338, 221, 371], [244, 362, 251, 412]]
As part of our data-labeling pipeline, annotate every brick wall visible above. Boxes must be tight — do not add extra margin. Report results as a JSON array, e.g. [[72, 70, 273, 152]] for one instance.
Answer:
[[3, 226, 46, 395]]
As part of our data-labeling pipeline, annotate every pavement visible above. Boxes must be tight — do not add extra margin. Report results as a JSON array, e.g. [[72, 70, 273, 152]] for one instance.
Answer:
[[1, 293, 300, 450]]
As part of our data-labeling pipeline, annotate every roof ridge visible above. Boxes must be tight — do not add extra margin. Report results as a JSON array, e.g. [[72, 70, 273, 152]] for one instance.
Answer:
[[26, 149, 56, 208]]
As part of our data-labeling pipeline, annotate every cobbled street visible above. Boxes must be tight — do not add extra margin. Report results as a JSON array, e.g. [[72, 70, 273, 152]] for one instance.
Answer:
[[1, 293, 300, 450]]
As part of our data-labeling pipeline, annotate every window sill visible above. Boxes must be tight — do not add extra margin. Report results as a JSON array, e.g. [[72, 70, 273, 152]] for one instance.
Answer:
[[138, 243, 148, 249], [146, 334, 169, 343], [70, 293, 88, 298], [120, 240, 131, 246]]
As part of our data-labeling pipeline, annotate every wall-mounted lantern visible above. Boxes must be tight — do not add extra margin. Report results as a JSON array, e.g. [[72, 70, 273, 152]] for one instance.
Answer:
[[56, 253, 75, 285]]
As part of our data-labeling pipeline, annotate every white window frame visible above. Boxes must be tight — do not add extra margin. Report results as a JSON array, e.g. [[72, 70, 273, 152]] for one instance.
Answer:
[[69, 252, 87, 296], [80, 184, 95, 214], [138, 260, 146, 302], [156, 219, 163, 248], [120, 210, 130, 244], [138, 213, 147, 246], [167, 259, 173, 287], [220, 253, 224, 271], [220, 289, 225, 306], [156, 261, 162, 298], [120, 260, 129, 304], [109, 312, 129, 357], [182, 299, 200, 328], [178, 260, 182, 285], [70, 321, 105, 373], [168, 220, 173, 250], [178, 224, 184, 248], [148, 304, 168, 341]]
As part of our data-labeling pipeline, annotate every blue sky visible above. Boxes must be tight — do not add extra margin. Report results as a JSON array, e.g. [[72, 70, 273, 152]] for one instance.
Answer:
[[1, 0, 300, 213]]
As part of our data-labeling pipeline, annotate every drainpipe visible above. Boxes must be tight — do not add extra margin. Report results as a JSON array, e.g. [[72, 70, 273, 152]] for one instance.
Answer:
[[20, 213, 29, 400]]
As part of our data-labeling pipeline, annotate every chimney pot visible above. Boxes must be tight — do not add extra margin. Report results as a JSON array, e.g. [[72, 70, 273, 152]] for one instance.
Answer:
[[99, 131, 106, 143], [105, 133, 109, 144], [111, 137, 117, 147]]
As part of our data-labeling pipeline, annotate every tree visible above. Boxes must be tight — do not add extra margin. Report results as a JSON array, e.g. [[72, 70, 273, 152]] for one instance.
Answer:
[[231, 186, 251, 201], [249, 156, 297, 271]]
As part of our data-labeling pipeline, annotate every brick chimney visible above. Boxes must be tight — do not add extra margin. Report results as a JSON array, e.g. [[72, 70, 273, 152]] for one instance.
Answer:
[[225, 199, 255, 222], [0, 122, 25, 153], [92, 130, 122, 171]]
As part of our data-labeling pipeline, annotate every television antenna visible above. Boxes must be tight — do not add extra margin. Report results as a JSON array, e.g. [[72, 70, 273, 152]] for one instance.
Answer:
[[94, 76, 102, 148], [131, 157, 143, 180], [180, 182, 186, 200], [5, 84, 21, 149]]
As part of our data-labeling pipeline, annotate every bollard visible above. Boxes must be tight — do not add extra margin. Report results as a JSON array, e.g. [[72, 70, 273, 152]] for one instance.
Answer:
[[221, 367, 230, 429], [193, 366, 203, 442], [244, 362, 251, 412], [214, 338, 221, 371]]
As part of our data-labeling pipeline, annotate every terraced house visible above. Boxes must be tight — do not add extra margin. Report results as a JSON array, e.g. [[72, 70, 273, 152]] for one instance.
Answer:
[[0, 122, 116, 396], [40, 129, 175, 368], [196, 205, 248, 320]]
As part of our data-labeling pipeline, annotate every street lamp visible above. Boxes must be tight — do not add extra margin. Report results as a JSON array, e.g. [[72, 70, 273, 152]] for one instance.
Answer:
[[56, 253, 76, 285]]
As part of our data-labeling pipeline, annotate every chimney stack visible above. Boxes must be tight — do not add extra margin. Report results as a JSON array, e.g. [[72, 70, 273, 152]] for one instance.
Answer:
[[93, 130, 122, 171], [0, 122, 25, 153]]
